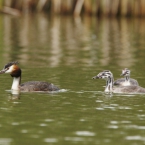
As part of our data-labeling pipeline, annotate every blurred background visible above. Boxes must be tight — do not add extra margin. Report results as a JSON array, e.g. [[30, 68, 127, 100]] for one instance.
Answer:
[[1, 0, 145, 17], [0, 0, 145, 68]]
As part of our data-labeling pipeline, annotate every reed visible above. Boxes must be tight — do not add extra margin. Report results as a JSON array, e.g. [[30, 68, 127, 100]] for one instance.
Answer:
[[1, 0, 145, 17]]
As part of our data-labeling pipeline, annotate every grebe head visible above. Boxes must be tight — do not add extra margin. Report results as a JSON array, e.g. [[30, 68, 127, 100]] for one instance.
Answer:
[[93, 70, 113, 80], [0, 61, 21, 78], [121, 68, 130, 77]]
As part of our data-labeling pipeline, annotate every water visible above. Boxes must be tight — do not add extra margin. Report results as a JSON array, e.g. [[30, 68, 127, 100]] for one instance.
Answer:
[[0, 14, 145, 145]]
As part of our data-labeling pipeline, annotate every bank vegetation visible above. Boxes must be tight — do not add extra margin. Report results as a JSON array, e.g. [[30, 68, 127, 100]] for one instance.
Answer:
[[1, 0, 145, 17]]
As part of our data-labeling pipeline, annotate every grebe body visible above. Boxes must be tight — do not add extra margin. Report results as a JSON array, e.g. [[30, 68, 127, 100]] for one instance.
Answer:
[[114, 68, 139, 86], [20, 81, 59, 92], [93, 70, 145, 94], [0, 62, 60, 92]]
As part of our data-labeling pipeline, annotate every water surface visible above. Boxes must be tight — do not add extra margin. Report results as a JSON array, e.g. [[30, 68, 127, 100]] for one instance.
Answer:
[[0, 14, 145, 145]]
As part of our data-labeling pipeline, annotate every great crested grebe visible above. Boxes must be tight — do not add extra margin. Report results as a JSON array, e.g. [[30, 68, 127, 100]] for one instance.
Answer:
[[0, 61, 60, 92], [92, 70, 145, 94], [114, 68, 139, 86]]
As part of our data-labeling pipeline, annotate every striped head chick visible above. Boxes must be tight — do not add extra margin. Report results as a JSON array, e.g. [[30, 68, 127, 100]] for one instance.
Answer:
[[121, 68, 130, 77], [93, 70, 113, 81]]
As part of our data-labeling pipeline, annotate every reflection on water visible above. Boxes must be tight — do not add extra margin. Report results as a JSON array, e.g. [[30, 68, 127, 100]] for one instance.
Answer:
[[0, 138, 12, 145], [7, 90, 20, 101], [1, 14, 145, 68]]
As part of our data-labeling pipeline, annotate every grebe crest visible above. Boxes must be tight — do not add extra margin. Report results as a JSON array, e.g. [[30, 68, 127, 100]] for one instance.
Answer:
[[121, 68, 130, 77], [96, 70, 112, 79], [2, 61, 21, 78]]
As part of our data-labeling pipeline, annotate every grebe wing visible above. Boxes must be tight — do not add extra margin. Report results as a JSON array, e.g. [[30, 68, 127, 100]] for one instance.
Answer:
[[114, 78, 125, 86], [20, 81, 59, 91]]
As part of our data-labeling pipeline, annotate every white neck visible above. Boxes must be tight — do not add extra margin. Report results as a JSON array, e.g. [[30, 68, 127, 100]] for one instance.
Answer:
[[11, 77, 21, 91], [122, 76, 130, 86], [105, 77, 113, 93], [125, 76, 130, 82]]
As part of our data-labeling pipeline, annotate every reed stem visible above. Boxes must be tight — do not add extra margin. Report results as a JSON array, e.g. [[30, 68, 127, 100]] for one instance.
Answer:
[[1, 0, 145, 17]]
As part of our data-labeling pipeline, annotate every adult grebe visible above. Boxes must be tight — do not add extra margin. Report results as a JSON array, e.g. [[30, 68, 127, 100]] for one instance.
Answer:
[[0, 61, 60, 92], [93, 70, 145, 94], [114, 68, 139, 86]]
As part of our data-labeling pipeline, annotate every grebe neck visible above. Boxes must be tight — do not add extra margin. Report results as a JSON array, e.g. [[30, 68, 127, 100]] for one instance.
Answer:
[[105, 77, 113, 93], [125, 76, 130, 82], [11, 76, 21, 91], [10, 68, 21, 91]]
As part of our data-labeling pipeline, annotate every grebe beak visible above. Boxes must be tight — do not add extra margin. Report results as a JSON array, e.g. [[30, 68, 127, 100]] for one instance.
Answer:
[[92, 75, 99, 79], [120, 72, 126, 76], [120, 73, 123, 76], [0, 68, 7, 74]]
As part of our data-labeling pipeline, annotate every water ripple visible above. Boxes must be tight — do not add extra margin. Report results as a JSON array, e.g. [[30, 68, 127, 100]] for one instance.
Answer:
[[39, 123, 47, 127], [44, 119, 54, 122], [0, 138, 13, 145], [44, 138, 58, 143], [96, 108, 104, 110], [107, 125, 118, 129], [126, 125, 145, 130], [65, 137, 84, 141], [126, 136, 145, 141], [75, 131, 95, 136]]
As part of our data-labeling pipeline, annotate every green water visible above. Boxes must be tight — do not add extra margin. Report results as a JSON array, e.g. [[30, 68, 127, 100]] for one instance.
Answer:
[[0, 14, 145, 145]]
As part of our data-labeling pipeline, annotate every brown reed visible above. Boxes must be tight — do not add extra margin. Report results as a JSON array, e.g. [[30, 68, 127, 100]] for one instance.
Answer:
[[1, 0, 145, 17]]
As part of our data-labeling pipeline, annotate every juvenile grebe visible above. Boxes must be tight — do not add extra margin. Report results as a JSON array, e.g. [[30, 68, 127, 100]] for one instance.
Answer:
[[114, 68, 139, 86], [0, 61, 60, 92], [92, 70, 145, 94]]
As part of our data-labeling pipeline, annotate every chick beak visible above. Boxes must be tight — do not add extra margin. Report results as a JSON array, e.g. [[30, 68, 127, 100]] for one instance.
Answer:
[[120, 72, 126, 76], [92, 75, 100, 79], [120, 73, 123, 76]]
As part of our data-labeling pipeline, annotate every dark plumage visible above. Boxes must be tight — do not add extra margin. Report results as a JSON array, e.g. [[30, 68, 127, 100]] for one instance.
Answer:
[[20, 81, 59, 92], [0, 61, 60, 92], [4, 61, 18, 69]]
